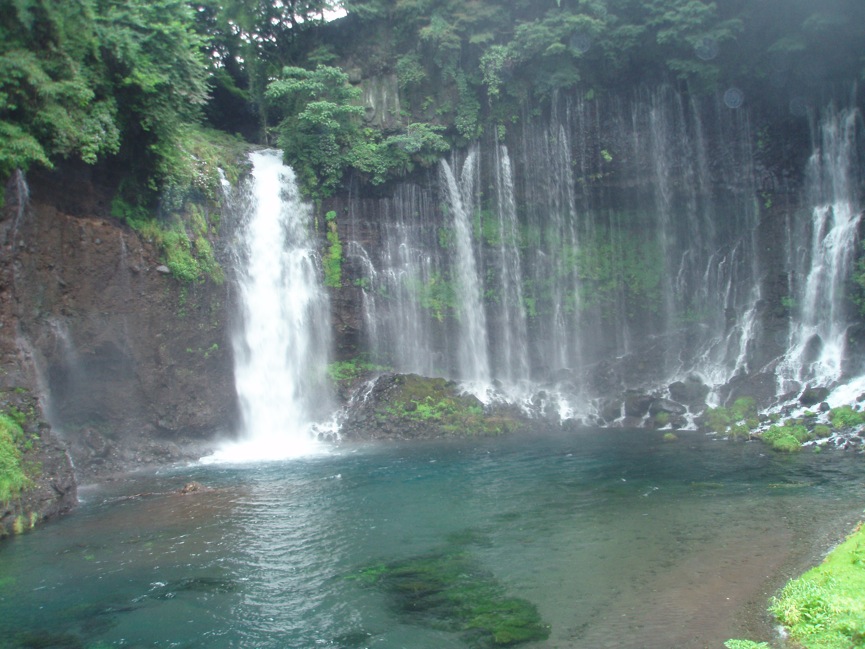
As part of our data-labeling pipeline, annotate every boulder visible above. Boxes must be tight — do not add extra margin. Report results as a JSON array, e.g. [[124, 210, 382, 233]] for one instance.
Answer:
[[668, 375, 710, 407], [799, 386, 830, 406], [623, 392, 653, 418]]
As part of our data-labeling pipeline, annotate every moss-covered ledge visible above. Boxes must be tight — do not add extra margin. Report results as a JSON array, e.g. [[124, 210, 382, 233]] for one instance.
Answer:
[[0, 388, 76, 539], [338, 373, 530, 441]]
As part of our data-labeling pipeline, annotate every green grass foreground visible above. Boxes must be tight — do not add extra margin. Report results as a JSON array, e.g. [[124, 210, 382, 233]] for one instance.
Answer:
[[727, 520, 865, 649]]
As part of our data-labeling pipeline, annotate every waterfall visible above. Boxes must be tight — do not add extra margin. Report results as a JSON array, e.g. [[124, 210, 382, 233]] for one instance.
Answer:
[[440, 149, 491, 384], [779, 106, 863, 391], [489, 144, 529, 384], [348, 184, 446, 375], [341, 87, 771, 417], [205, 150, 331, 462]]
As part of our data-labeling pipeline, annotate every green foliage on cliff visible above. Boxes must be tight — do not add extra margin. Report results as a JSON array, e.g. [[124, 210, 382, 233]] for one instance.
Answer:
[[323, 210, 343, 287], [0, 413, 31, 504], [2, 0, 863, 203], [111, 126, 246, 283]]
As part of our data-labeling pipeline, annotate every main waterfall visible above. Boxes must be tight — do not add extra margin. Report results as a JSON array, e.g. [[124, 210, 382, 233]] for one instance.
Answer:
[[206, 150, 332, 462]]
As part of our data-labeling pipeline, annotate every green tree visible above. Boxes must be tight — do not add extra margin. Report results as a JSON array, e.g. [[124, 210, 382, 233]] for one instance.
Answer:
[[267, 64, 449, 197], [0, 0, 211, 204], [0, 0, 120, 178], [95, 0, 210, 199]]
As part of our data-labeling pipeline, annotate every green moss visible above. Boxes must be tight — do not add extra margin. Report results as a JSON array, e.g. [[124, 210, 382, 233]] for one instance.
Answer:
[[762, 423, 814, 452], [703, 397, 760, 437], [324, 214, 343, 288], [770, 522, 865, 649], [326, 357, 390, 383], [351, 549, 549, 647], [0, 413, 30, 504], [827, 406, 865, 430]]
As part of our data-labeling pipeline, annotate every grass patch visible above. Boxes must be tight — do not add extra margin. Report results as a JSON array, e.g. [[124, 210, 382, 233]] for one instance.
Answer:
[[770, 522, 865, 648], [827, 405, 865, 430], [702, 397, 759, 438]]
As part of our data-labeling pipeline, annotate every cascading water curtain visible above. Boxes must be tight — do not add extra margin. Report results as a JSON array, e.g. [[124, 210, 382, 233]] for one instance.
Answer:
[[779, 105, 863, 392]]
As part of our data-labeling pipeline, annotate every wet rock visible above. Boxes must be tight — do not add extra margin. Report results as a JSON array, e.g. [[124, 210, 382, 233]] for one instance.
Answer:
[[799, 386, 830, 406], [599, 399, 623, 423], [668, 375, 710, 407], [648, 398, 687, 417], [719, 372, 778, 410], [180, 481, 205, 494], [624, 392, 653, 418]]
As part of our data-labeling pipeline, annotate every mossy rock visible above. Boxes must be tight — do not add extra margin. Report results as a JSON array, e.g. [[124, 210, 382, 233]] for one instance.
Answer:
[[341, 373, 529, 440]]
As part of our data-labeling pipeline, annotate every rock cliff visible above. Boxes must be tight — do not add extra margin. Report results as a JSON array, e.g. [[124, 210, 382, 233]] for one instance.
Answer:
[[1, 164, 239, 503]]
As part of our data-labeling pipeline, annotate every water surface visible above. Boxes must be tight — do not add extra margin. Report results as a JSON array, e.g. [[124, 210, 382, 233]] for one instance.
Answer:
[[1, 429, 862, 648]]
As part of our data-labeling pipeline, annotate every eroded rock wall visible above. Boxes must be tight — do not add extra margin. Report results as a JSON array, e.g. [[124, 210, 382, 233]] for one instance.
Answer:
[[1, 167, 239, 484]]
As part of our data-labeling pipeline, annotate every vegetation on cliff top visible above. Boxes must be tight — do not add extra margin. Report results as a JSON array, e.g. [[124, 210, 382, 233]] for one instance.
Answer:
[[3, 0, 864, 200]]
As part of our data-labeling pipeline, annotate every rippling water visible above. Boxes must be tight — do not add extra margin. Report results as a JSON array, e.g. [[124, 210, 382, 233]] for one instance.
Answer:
[[1, 429, 862, 649]]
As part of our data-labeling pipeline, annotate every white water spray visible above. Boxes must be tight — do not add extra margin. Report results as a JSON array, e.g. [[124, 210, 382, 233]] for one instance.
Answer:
[[205, 150, 331, 463]]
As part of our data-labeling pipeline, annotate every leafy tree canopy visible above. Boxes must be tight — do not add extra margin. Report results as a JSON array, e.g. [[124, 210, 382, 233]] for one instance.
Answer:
[[0, 0, 210, 200], [266, 64, 449, 197]]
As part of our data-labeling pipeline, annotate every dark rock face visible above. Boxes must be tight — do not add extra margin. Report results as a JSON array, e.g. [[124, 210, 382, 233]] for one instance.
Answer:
[[1, 167, 239, 488]]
